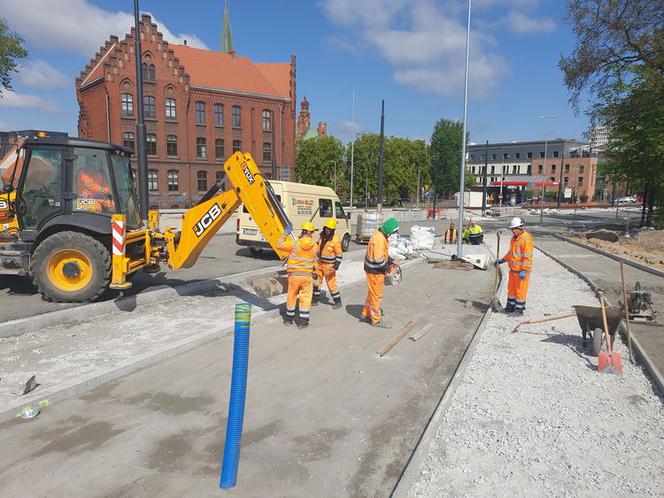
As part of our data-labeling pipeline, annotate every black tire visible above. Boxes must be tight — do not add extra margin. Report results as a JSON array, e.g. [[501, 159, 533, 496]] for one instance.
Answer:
[[591, 328, 603, 357], [31, 231, 111, 303], [342, 233, 351, 252]]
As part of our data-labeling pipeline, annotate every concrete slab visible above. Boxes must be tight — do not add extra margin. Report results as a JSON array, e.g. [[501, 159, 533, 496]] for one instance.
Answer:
[[0, 261, 493, 497]]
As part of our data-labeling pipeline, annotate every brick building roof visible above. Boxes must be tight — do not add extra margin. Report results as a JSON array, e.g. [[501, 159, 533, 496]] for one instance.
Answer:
[[171, 45, 290, 99]]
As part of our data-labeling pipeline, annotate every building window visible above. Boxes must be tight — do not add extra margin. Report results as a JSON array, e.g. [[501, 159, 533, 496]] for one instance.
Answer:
[[491, 154, 497, 160], [166, 135, 177, 156], [196, 137, 207, 159], [263, 142, 272, 162], [527, 152, 533, 159], [142, 63, 148, 81], [579, 164, 585, 173], [470, 154, 475, 161], [515, 153, 521, 159], [551, 164, 556, 173], [215, 139, 224, 160], [144, 95, 156, 119], [527, 164, 532, 175], [195, 101, 206, 125], [146, 134, 157, 155], [262, 110, 272, 132], [165, 98, 176, 120], [540, 151, 545, 158], [538, 164, 543, 174], [122, 131, 135, 150], [232, 106, 241, 128], [232, 140, 241, 153], [167, 170, 179, 191], [214, 103, 224, 126], [512, 165, 517, 174], [121, 93, 133, 117], [491, 165, 495, 174], [149, 64, 155, 81], [578, 176, 584, 186], [197, 170, 207, 191], [565, 164, 570, 173], [503, 153, 509, 160], [564, 176, 569, 186], [216, 171, 225, 188], [553, 150, 559, 158], [551, 177, 556, 183], [148, 170, 158, 191]]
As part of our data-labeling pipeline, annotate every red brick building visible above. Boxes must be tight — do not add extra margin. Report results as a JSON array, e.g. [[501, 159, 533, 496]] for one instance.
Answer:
[[76, 14, 296, 209]]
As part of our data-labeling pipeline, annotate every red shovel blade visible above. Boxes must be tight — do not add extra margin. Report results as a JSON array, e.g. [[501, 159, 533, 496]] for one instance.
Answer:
[[598, 351, 623, 375]]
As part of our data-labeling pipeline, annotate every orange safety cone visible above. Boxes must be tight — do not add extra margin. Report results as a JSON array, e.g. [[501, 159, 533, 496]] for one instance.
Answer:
[[597, 294, 622, 375]]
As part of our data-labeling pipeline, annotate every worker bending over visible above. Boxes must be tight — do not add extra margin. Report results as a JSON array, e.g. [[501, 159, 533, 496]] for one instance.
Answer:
[[467, 218, 484, 245], [461, 224, 469, 244], [313, 219, 343, 309], [443, 222, 458, 244], [494, 217, 533, 316], [278, 222, 317, 329], [363, 217, 399, 329]]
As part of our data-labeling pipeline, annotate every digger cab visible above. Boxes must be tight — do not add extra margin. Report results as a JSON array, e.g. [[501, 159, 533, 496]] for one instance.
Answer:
[[0, 137, 141, 302]]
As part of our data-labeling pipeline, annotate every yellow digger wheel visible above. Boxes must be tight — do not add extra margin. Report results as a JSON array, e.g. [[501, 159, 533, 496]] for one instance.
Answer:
[[46, 249, 93, 292]]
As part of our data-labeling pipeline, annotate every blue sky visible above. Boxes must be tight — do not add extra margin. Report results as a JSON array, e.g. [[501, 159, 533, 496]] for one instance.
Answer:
[[0, 0, 589, 145]]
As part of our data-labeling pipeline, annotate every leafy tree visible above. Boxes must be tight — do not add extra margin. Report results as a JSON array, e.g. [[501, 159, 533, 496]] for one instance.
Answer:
[[0, 18, 28, 96], [295, 136, 345, 189], [429, 119, 472, 199]]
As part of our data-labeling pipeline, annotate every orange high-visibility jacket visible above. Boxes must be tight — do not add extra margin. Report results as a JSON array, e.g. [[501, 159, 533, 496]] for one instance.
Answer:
[[316, 234, 343, 268], [278, 235, 316, 276], [78, 172, 111, 198], [444, 226, 458, 244], [364, 230, 389, 274], [503, 230, 533, 272]]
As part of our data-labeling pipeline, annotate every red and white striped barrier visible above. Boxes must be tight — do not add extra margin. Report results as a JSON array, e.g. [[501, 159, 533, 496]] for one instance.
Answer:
[[112, 218, 126, 256]]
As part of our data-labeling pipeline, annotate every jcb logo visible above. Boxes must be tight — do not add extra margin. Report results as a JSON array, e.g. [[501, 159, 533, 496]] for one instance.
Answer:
[[0, 200, 7, 210], [243, 166, 255, 185], [193, 204, 222, 237]]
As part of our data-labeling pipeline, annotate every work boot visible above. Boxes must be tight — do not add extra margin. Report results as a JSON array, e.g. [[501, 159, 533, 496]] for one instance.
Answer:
[[297, 320, 310, 330], [283, 316, 293, 326], [509, 309, 524, 317], [333, 298, 342, 309], [502, 306, 515, 314], [372, 319, 392, 329]]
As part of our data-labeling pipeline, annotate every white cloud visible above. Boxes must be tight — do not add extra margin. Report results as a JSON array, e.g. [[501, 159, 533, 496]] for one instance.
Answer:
[[339, 121, 363, 136], [323, 36, 362, 56], [503, 11, 555, 34], [0, 0, 208, 56], [0, 90, 61, 112], [16, 60, 69, 90]]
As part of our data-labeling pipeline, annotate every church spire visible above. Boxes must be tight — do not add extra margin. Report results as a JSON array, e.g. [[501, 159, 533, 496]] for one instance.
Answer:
[[220, 0, 234, 54]]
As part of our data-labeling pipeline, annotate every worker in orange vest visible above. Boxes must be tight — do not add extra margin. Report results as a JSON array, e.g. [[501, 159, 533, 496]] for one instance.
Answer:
[[313, 218, 343, 309], [78, 161, 114, 211], [494, 217, 533, 316], [278, 221, 317, 329], [362, 217, 399, 328], [443, 222, 458, 244]]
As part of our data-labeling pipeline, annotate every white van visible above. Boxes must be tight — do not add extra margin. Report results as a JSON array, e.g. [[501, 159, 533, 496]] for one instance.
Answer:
[[236, 180, 351, 255]]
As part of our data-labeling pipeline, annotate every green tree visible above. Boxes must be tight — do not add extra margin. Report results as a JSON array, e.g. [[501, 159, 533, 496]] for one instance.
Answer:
[[429, 119, 472, 199], [0, 18, 28, 96], [295, 136, 345, 188]]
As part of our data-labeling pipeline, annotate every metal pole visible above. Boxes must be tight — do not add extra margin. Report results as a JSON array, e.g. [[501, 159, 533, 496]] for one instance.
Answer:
[[481, 140, 488, 214], [350, 91, 355, 215], [416, 164, 421, 209], [334, 161, 337, 192], [377, 99, 385, 216], [499, 155, 504, 206], [133, 0, 149, 223], [557, 149, 564, 209], [540, 136, 547, 225], [456, 0, 472, 258], [365, 164, 368, 209]]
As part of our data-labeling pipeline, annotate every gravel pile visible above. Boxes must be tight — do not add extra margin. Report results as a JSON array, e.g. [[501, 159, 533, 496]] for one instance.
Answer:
[[409, 249, 664, 497]]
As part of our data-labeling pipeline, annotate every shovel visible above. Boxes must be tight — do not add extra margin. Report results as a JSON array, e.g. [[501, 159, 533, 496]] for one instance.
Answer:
[[511, 312, 576, 334], [490, 231, 502, 311], [597, 294, 623, 375]]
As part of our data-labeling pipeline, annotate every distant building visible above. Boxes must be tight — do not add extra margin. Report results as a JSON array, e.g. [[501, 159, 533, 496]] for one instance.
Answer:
[[467, 139, 599, 203], [76, 11, 296, 209], [0, 130, 68, 174], [296, 97, 327, 142]]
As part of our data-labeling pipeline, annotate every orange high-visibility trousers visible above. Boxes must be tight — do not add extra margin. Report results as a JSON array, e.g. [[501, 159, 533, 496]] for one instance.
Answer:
[[507, 270, 531, 311], [362, 273, 384, 324], [286, 275, 313, 322], [313, 266, 340, 301]]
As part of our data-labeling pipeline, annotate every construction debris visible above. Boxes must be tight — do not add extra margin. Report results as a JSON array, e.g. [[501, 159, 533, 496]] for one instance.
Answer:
[[585, 229, 620, 243], [377, 320, 418, 357], [432, 260, 474, 271]]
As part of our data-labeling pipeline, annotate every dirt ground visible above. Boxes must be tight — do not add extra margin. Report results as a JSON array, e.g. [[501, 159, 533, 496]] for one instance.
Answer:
[[575, 231, 664, 271]]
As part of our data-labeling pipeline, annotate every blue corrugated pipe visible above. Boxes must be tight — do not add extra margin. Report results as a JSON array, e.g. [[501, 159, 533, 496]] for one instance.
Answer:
[[220, 302, 252, 489]]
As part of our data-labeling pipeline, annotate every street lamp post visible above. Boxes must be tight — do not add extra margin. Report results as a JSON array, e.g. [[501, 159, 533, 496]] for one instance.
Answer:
[[456, 0, 472, 259], [350, 91, 356, 216], [538, 115, 559, 225], [133, 0, 149, 223]]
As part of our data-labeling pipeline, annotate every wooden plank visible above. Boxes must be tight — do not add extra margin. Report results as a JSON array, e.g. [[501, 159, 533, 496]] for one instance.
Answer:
[[409, 323, 432, 341], [377, 320, 417, 357]]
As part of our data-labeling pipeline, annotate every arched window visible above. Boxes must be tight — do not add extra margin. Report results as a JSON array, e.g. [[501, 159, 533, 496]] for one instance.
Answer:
[[143, 95, 156, 119], [197, 171, 208, 191], [232, 105, 241, 128], [149, 64, 156, 81], [195, 101, 206, 125], [141, 63, 148, 81], [196, 137, 207, 159], [148, 170, 158, 191], [232, 140, 241, 153], [167, 170, 179, 191], [262, 110, 272, 132], [215, 139, 224, 160], [214, 103, 224, 126], [121, 93, 133, 117], [122, 131, 135, 150], [165, 98, 176, 120], [166, 135, 177, 156]]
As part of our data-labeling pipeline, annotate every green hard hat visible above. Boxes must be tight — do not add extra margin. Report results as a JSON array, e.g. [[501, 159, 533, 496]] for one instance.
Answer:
[[380, 217, 399, 236]]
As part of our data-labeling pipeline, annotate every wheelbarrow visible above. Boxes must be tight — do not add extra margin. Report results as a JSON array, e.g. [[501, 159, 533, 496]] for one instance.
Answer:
[[512, 305, 623, 357]]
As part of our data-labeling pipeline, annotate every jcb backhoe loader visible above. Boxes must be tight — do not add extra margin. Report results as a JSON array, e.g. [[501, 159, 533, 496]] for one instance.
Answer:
[[0, 136, 292, 302]]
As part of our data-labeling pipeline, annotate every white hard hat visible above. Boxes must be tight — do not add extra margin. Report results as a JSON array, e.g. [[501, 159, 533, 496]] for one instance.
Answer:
[[509, 217, 523, 229]]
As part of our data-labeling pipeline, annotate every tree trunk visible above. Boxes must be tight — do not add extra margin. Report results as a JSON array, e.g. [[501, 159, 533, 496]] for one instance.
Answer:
[[641, 181, 649, 228], [431, 189, 437, 219], [646, 183, 656, 227]]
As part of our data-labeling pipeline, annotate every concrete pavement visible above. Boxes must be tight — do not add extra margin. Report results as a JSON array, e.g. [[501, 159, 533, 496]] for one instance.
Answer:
[[0, 261, 493, 497]]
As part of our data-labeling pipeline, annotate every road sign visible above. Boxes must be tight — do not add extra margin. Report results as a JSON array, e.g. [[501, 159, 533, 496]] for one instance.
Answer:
[[564, 188, 572, 199]]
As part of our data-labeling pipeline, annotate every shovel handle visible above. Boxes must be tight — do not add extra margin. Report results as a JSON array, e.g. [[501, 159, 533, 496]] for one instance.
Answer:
[[599, 294, 613, 356], [511, 312, 576, 334]]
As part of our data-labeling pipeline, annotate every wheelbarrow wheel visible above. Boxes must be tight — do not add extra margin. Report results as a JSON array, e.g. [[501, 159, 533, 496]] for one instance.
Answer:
[[592, 328, 603, 357]]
